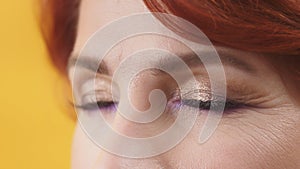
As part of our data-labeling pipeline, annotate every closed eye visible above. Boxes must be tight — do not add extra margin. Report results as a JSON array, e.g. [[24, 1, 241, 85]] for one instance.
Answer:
[[181, 99, 243, 112], [75, 101, 118, 112]]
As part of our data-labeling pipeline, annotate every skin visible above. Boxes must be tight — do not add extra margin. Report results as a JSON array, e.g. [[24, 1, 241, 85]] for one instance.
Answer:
[[68, 0, 300, 168]]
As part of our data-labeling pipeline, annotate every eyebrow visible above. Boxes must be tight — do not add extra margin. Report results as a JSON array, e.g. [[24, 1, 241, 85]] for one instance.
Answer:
[[68, 55, 109, 74], [68, 49, 257, 75]]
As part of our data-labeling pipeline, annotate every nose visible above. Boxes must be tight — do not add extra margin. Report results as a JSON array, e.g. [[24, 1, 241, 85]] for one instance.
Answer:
[[91, 72, 177, 168], [114, 70, 177, 136]]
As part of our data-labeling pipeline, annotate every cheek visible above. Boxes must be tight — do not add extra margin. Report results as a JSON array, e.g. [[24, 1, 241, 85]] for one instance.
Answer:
[[168, 109, 300, 169], [71, 124, 101, 169], [70, 108, 300, 169], [212, 109, 300, 169]]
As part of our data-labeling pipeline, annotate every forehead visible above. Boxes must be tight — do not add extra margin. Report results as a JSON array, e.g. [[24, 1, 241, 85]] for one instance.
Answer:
[[73, 0, 205, 71], [74, 0, 149, 51], [71, 0, 263, 76]]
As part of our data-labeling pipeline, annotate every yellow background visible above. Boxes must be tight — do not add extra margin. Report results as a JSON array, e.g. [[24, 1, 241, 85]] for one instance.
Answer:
[[0, 1, 75, 169]]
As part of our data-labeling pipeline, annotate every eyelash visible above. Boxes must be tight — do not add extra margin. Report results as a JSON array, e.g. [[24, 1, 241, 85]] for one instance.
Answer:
[[75, 101, 117, 112], [181, 99, 243, 112], [74, 94, 243, 113]]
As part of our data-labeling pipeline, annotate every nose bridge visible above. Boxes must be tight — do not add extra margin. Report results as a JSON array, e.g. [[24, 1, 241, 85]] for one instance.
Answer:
[[128, 71, 164, 111], [128, 67, 180, 109], [108, 35, 179, 112], [113, 68, 179, 133], [112, 72, 167, 137]]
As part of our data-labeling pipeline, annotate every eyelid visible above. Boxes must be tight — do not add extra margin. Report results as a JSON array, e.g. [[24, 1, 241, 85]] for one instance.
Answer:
[[80, 90, 114, 106], [78, 76, 119, 101], [80, 78, 110, 92], [181, 88, 213, 101]]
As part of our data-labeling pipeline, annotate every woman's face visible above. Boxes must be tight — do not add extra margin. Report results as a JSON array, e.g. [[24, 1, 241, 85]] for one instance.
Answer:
[[68, 0, 300, 168]]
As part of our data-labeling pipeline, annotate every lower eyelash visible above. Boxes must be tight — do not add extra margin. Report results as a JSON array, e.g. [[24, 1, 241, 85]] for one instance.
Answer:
[[181, 99, 243, 112], [75, 101, 117, 112], [75, 98, 243, 115]]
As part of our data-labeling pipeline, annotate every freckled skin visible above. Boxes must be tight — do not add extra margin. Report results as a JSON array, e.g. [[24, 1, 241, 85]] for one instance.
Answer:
[[69, 0, 300, 168]]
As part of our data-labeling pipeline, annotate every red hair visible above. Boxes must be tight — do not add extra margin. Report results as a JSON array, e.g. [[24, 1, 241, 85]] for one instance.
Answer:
[[40, 0, 80, 73], [145, 1, 300, 55], [40, 0, 300, 99]]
